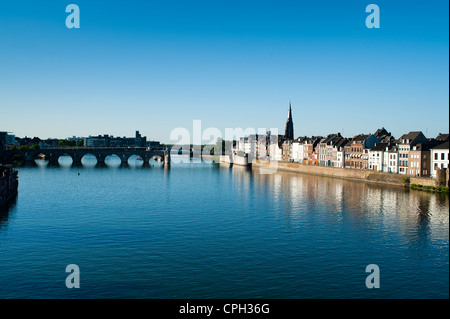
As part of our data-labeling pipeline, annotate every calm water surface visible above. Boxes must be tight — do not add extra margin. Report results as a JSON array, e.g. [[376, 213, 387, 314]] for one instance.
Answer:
[[0, 156, 448, 298]]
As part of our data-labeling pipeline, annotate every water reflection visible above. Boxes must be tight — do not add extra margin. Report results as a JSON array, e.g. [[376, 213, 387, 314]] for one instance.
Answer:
[[229, 166, 449, 247], [0, 194, 17, 230], [34, 159, 49, 167], [81, 154, 97, 168], [127, 155, 144, 168]]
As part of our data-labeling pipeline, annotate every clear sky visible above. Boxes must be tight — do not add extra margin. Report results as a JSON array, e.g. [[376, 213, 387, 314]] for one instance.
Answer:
[[0, 0, 448, 143]]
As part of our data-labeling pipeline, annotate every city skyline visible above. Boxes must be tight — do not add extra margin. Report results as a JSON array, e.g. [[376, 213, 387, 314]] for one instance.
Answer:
[[0, 0, 448, 143]]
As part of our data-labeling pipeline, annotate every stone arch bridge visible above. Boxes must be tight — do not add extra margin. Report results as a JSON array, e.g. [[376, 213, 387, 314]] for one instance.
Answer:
[[3, 148, 170, 166]]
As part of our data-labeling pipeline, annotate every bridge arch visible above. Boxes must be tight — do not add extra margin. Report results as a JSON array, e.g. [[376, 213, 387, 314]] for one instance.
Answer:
[[57, 152, 73, 166], [127, 154, 144, 167], [81, 153, 97, 167], [3, 148, 169, 167], [103, 154, 121, 167]]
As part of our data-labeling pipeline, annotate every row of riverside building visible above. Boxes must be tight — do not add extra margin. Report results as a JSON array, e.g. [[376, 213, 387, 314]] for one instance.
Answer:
[[235, 103, 449, 179]]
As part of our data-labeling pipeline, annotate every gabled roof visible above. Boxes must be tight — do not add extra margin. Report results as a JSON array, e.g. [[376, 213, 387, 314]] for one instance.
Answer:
[[370, 142, 389, 152], [436, 133, 449, 142], [335, 138, 350, 149], [351, 134, 370, 143], [410, 143, 432, 152], [399, 131, 423, 144], [374, 127, 391, 138], [388, 145, 398, 152], [432, 141, 449, 150]]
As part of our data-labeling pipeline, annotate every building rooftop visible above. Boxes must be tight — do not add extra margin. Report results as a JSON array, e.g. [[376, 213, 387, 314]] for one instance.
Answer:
[[399, 131, 423, 144], [436, 133, 449, 142], [432, 141, 449, 150], [371, 142, 389, 152]]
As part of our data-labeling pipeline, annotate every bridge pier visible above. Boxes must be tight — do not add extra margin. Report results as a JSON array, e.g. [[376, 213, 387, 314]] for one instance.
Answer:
[[120, 154, 128, 164], [142, 155, 150, 164], [72, 154, 82, 164], [47, 153, 59, 165], [96, 154, 105, 165], [164, 149, 171, 169]]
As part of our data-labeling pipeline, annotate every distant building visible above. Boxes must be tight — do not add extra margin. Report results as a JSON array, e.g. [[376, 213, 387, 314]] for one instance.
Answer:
[[302, 136, 321, 165], [84, 131, 148, 148], [0, 132, 7, 150], [39, 138, 59, 149], [16, 136, 42, 147], [0, 132, 15, 148], [409, 143, 433, 177], [373, 127, 394, 143], [281, 139, 293, 162], [333, 138, 349, 168], [284, 102, 294, 141], [318, 133, 344, 167], [269, 135, 284, 161], [368, 142, 389, 171], [85, 135, 111, 148], [435, 133, 449, 143], [146, 141, 161, 149], [344, 134, 380, 169], [431, 141, 449, 178], [387, 146, 399, 173], [291, 136, 308, 163], [397, 131, 428, 175]]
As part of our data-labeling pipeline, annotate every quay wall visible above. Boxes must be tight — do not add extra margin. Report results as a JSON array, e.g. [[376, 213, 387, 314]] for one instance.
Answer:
[[253, 160, 441, 188]]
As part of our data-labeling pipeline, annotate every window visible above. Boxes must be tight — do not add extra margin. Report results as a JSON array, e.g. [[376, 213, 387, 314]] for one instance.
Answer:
[[435, 163, 438, 169], [442, 153, 445, 160], [435, 153, 438, 160]]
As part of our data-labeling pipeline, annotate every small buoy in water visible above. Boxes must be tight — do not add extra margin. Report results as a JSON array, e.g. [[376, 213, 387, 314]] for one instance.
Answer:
[[77, 172, 80, 175]]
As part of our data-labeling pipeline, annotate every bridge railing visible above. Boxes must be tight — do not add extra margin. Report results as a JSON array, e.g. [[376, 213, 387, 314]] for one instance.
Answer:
[[12, 147, 165, 152]]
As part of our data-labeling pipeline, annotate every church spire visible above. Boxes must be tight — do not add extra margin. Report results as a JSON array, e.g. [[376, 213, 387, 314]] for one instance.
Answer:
[[285, 101, 294, 140], [288, 101, 292, 120]]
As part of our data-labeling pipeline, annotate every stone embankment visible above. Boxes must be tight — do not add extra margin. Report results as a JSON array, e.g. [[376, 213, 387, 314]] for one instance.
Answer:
[[252, 160, 449, 192]]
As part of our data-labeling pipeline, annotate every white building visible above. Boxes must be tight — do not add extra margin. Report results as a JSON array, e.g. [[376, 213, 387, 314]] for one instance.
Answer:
[[269, 142, 282, 161], [368, 143, 389, 172], [387, 146, 399, 173], [431, 141, 449, 177], [397, 131, 428, 175], [291, 140, 305, 163], [382, 147, 390, 172]]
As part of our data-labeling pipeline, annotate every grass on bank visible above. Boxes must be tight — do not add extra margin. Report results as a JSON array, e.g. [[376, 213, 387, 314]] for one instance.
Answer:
[[410, 183, 449, 193]]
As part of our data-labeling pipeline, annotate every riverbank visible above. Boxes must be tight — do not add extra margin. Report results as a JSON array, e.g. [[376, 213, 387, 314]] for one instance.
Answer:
[[0, 165, 19, 206], [252, 160, 449, 193]]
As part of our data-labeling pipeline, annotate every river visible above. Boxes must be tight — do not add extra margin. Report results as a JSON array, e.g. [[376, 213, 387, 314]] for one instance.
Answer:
[[0, 155, 448, 298]]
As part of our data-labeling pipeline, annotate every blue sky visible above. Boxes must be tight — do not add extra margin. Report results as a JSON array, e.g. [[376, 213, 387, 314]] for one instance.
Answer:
[[0, 0, 448, 143]]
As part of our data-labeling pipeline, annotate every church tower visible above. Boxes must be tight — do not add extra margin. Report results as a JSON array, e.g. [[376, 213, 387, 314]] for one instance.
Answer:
[[284, 102, 294, 140]]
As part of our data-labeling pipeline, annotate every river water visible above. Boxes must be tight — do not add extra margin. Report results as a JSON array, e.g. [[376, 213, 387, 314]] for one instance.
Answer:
[[0, 156, 448, 298]]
